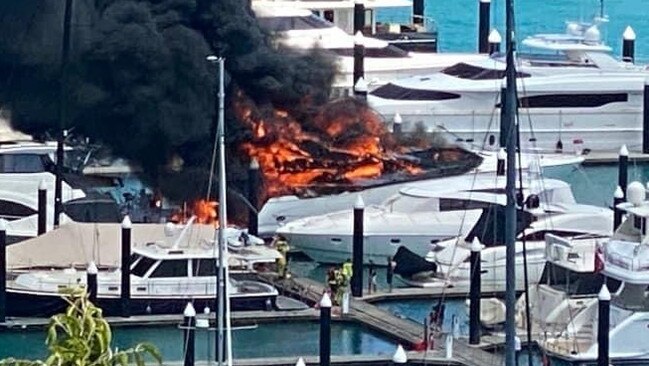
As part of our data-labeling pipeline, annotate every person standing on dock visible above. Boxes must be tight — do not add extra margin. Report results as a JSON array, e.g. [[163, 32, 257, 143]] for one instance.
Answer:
[[387, 256, 396, 293], [273, 235, 290, 279], [327, 268, 339, 305]]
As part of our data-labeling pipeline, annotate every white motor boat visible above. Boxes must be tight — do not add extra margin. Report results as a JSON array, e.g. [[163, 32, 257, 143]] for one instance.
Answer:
[[259, 148, 583, 237], [511, 234, 621, 336], [368, 20, 649, 152], [542, 182, 649, 362], [4, 218, 281, 317], [277, 168, 597, 265], [252, 5, 484, 95], [395, 177, 613, 291]]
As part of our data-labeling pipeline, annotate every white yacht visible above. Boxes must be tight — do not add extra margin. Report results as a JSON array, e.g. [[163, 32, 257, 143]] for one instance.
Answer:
[[395, 182, 612, 290], [252, 5, 484, 95], [0, 140, 94, 242], [276, 168, 599, 265], [4, 218, 281, 316], [253, 0, 439, 52], [258, 148, 583, 237], [368, 21, 649, 152], [6, 243, 279, 317], [542, 182, 649, 362]]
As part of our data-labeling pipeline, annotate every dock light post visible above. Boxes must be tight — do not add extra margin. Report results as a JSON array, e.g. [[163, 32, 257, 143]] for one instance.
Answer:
[[488, 29, 501, 55], [247, 159, 260, 236], [296, 357, 306, 366], [597, 285, 611, 366], [120, 215, 132, 318], [183, 302, 196, 366], [478, 0, 491, 53], [37, 179, 47, 236], [353, 32, 365, 87], [393, 344, 407, 364], [319, 292, 332, 366], [353, 0, 365, 35], [496, 148, 506, 176], [618, 145, 629, 199], [392, 113, 403, 139], [351, 196, 365, 298], [613, 186, 624, 231], [0, 220, 6, 323], [87, 261, 98, 303], [469, 238, 482, 345], [622, 26, 636, 63]]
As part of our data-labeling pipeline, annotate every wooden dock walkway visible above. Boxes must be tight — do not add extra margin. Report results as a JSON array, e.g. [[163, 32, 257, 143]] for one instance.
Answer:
[[262, 275, 503, 366]]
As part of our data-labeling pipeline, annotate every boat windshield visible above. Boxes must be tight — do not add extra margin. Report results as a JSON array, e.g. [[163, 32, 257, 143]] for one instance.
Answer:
[[441, 63, 531, 80], [613, 283, 649, 311], [131, 256, 156, 277], [257, 15, 334, 32], [540, 262, 621, 296]]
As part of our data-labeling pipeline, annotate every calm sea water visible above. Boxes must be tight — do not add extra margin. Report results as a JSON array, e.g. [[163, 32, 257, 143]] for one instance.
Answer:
[[378, 0, 649, 62], [0, 321, 394, 361]]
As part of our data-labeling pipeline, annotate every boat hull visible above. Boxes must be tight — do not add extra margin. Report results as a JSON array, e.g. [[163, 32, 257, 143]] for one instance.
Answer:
[[4, 289, 277, 317]]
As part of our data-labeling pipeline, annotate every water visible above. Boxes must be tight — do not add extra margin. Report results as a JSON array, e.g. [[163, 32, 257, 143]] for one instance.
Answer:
[[0, 321, 395, 361], [377, 0, 649, 62]]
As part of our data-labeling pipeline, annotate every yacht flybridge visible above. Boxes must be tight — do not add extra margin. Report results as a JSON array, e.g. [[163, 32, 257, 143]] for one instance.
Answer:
[[252, 5, 484, 95], [369, 21, 649, 152], [253, 0, 438, 52], [542, 182, 649, 363]]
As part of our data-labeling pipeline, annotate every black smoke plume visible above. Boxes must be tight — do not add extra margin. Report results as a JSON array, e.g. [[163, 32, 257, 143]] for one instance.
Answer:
[[0, 0, 336, 205]]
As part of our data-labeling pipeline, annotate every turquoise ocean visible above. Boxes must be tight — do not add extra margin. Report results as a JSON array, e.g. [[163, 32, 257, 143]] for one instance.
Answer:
[[378, 0, 649, 63]]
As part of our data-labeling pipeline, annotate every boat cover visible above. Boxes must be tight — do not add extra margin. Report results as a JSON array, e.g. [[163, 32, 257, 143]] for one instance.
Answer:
[[393, 246, 437, 277]]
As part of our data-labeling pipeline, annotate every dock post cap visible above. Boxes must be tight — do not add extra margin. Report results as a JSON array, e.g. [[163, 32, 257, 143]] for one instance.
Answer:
[[354, 195, 365, 209], [392, 344, 408, 363], [614, 186, 624, 199], [627, 181, 646, 206], [354, 0, 363, 4], [480, 0, 491, 3], [183, 302, 196, 317], [320, 292, 332, 308], [249, 158, 260, 170], [0, 219, 6, 232], [354, 77, 368, 93], [623, 26, 636, 41], [87, 261, 98, 275], [354, 31, 365, 46], [121, 215, 132, 229], [393, 113, 403, 124], [488, 29, 502, 43], [514, 336, 521, 351], [497, 148, 506, 160], [295, 357, 306, 366], [38, 179, 47, 191], [470, 237, 482, 252], [598, 284, 611, 301], [619, 144, 629, 157]]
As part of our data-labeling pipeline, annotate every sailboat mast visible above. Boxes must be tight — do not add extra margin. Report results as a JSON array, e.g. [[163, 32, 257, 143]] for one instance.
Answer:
[[504, 0, 518, 365], [216, 57, 228, 366]]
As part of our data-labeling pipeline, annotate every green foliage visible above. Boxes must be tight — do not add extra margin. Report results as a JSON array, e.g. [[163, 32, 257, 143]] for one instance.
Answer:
[[0, 290, 161, 366]]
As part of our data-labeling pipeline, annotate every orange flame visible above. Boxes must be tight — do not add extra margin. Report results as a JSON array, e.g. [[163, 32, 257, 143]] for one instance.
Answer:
[[235, 92, 422, 199], [170, 199, 219, 226]]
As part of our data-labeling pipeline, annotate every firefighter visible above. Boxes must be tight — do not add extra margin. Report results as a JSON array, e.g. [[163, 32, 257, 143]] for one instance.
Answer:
[[273, 235, 290, 279], [334, 268, 345, 306]]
